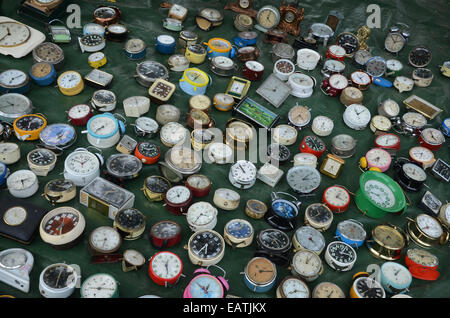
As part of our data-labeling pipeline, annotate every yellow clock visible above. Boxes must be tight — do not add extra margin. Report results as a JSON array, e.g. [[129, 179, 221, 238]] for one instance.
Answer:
[[57, 71, 85, 96], [88, 52, 107, 69], [13, 113, 47, 141], [185, 44, 207, 64]]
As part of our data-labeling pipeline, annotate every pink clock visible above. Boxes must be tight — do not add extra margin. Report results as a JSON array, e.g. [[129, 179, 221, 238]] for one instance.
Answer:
[[183, 268, 229, 298], [365, 148, 392, 172]]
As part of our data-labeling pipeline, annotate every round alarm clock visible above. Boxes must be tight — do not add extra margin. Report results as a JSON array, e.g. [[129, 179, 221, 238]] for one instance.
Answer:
[[83, 113, 125, 149], [179, 68, 211, 96], [183, 267, 229, 298]]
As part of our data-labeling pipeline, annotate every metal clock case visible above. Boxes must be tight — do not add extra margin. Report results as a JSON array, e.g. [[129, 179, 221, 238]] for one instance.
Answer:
[[39, 263, 81, 298], [408, 46, 432, 68], [312, 282, 345, 299], [245, 199, 267, 219], [406, 214, 449, 248], [124, 38, 147, 60], [228, 160, 257, 190], [163, 147, 202, 180], [135, 60, 169, 87], [0, 248, 34, 293], [43, 179, 76, 205], [355, 171, 407, 219], [254, 228, 292, 267], [304, 203, 333, 232], [105, 154, 142, 182], [7, 169, 39, 198], [255, 5, 280, 33], [187, 229, 225, 266], [113, 208, 146, 240], [195, 8, 224, 31], [264, 192, 301, 232], [0, 93, 33, 123], [32, 41, 64, 70], [80, 273, 119, 298], [78, 34, 105, 53], [393, 158, 427, 192], [310, 22, 334, 46], [39, 206, 86, 249], [141, 176, 171, 203], [276, 276, 311, 298], [256, 74, 291, 109], [224, 219, 254, 248], [291, 250, 323, 282], [80, 177, 135, 220], [232, 96, 280, 130], [90, 90, 116, 112], [330, 134, 357, 158], [366, 223, 408, 261]]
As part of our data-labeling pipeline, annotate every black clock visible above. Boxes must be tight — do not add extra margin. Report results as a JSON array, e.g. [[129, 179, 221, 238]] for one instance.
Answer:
[[305, 135, 325, 152], [145, 176, 171, 194], [114, 208, 146, 240], [28, 148, 56, 166], [267, 143, 291, 164], [393, 159, 427, 192], [336, 32, 360, 56], [254, 228, 292, 267], [189, 230, 223, 259], [408, 46, 432, 68], [431, 158, 450, 182], [137, 141, 161, 158], [419, 191, 442, 217], [105, 154, 142, 180]]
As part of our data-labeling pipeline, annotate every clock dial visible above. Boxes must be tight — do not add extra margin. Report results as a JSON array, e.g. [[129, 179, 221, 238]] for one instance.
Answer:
[[293, 153, 317, 167], [304, 135, 325, 151], [123, 249, 145, 266], [292, 250, 322, 277], [81, 274, 117, 298], [160, 122, 187, 145], [7, 170, 37, 190], [165, 185, 191, 204], [281, 277, 310, 298], [145, 176, 170, 194], [385, 33, 406, 53], [288, 105, 311, 127], [188, 275, 224, 298], [94, 7, 116, 19], [257, 7, 279, 29], [115, 208, 145, 232], [258, 228, 290, 251], [324, 186, 350, 209], [227, 120, 254, 142], [138, 142, 160, 158], [272, 199, 297, 218], [351, 71, 371, 85], [151, 252, 182, 280], [402, 163, 426, 182], [0, 69, 28, 87], [386, 59, 403, 71], [409, 46, 432, 67], [3, 206, 27, 226], [65, 151, 99, 175], [324, 59, 345, 73], [189, 230, 223, 259], [406, 248, 438, 267], [0, 93, 32, 118], [275, 59, 294, 74], [327, 241, 357, 264], [336, 33, 359, 55], [88, 115, 117, 136], [416, 214, 443, 238], [33, 42, 64, 63], [207, 142, 233, 162], [42, 264, 76, 289], [225, 219, 253, 239], [409, 146, 434, 163], [30, 62, 52, 78], [43, 209, 79, 236], [313, 282, 345, 298], [68, 104, 91, 119], [295, 226, 325, 253], [186, 202, 216, 227], [39, 124, 76, 148], [403, 112, 427, 128], [106, 154, 142, 178], [230, 160, 257, 184], [354, 49, 372, 65], [364, 179, 395, 208], [421, 128, 445, 146], [89, 226, 121, 253], [366, 148, 391, 170], [186, 174, 210, 190], [46, 179, 74, 192], [151, 221, 180, 240], [337, 220, 366, 242], [28, 148, 56, 166], [246, 257, 276, 284], [199, 8, 222, 21], [381, 262, 411, 286], [58, 71, 82, 89], [286, 165, 321, 194], [373, 225, 404, 249], [366, 57, 387, 77], [267, 143, 290, 161], [355, 277, 385, 298], [0, 250, 27, 269], [137, 61, 168, 80], [83, 23, 105, 35], [15, 114, 45, 131], [328, 74, 348, 89], [0, 22, 30, 47]]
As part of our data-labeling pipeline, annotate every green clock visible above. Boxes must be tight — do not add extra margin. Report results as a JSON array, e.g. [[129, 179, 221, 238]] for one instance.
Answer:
[[355, 171, 407, 219]]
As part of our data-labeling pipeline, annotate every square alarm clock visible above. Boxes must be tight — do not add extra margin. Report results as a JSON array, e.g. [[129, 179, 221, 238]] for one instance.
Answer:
[[80, 177, 135, 220], [257, 162, 284, 187]]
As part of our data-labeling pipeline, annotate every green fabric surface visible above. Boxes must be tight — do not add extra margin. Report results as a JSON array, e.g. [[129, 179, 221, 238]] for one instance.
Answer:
[[0, 0, 449, 298]]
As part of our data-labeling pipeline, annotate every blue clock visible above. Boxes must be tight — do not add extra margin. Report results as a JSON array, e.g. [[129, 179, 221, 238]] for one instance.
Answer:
[[233, 31, 258, 48], [372, 77, 393, 88], [0, 69, 30, 94], [380, 262, 412, 294], [155, 35, 176, 55], [441, 118, 450, 137], [225, 220, 252, 239], [335, 219, 367, 247], [29, 63, 57, 87], [0, 162, 9, 185], [265, 192, 301, 232], [39, 123, 77, 151], [187, 275, 225, 298]]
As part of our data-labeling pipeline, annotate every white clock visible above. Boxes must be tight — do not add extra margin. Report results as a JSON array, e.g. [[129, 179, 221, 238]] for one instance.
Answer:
[[288, 72, 315, 98], [229, 160, 257, 189], [311, 116, 334, 137], [0, 142, 21, 164], [160, 121, 189, 147], [123, 96, 150, 117], [206, 142, 233, 164], [343, 104, 372, 130], [272, 124, 298, 145], [64, 148, 101, 186], [6, 169, 38, 198], [296, 48, 321, 71], [39, 263, 81, 298], [0, 248, 34, 293], [293, 153, 318, 167], [84, 113, 125, 149], [186, 201, 218, 232]]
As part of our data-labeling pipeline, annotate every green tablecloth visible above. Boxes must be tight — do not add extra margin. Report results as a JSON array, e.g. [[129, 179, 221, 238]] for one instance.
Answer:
[[0, 0, 449, 298]]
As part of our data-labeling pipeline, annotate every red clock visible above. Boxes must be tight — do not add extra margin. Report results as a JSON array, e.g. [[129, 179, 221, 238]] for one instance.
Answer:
[[242, 60, 264, 81], [326, 45, 346, 61], [150, 220, 182, 249], [417, 128, 445, 151], [321, 74, 349, 97], [148, 251, 183, 287], [299, 135, 326, 158], [67, 104, 93, 126], [405, 249, 440, 281], [322, 185, 351, 213], [374, 133, 401, 154], [163, 185, 193, 215], [185, 174, 211, 197], [134, 142, 161, 164]]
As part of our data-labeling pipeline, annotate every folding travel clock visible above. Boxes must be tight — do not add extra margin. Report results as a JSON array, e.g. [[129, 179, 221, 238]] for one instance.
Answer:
[[232, 96, 280, 130], [80, 177, 135, 220]]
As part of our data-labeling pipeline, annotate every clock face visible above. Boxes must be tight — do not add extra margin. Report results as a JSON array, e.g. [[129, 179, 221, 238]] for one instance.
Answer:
[[364, 179, 395, 208], [185, 69, 208, 85], [354, 49, 372, 65], [115, 208, 145, 231], [58, 71, 82, 89], [125, 38, 146, 53], [187, 202, 216, 226], [94, 7, 116, 19], [7, 170, 36, 190], [228, 79, 247, 95], [0, 93, 31, 117], [312, 116, 334, 135], [93, 90, 115, 105], [272, 200, 297, 218], [151, 221, 180, 239], [170, 147, 199, 170], [344, 104, 371, 127], [292, 250, 321, 277], [281, 278, 310, 298], [329, 74, 348, 89], [43, 264, 76, 289], [381, 262, 411, 286], [295, 226, 325, 253], [165, 185, 191, 204], [189, 230, 223, 259], [351, 71, 371, 85], [385, 33, 406, 53], [257, 7, 279, 29], [28, 148, 55, 166], [3, 206, 27, 226], [313, 282, 345, 298], [286, 166, 321, 193], [328, 241, 357, 265], [106, 154, 142, 178], [366, 148, 391, 169], [257, 75, 291, 107], [186, 174, 210, 190], [228, 121, 253, 142], [199, 8, 222, 22], [89, 226, 121, 253], [43, 209, 80, 236], [275, 59, 294, 74], [421, 128, 445, 145], [246, 257, 276, 284], [193, 129, 215, 144], [230, 160, 257, 183], [294, 153, 317, 166], [187, 44, 205, 55], [85, 69, 113, 86], [68, 104, 91, 119], [81, 274, 117, 298], [88, 52, 105, 63], [0, 69, 28, 87], [157, 35, 175, 45], [409, 146, 434, 163], [306, 204, 332, 225], [208, 142, 233, 162], [145, 176, 170, 194], [83, 178, 130, 207], [83, 23, 105, 35], [324, 186, 350, 208], [34, 42, 64, 63], [245, 61, 264, 72], [225, 219, 252, 239], [88, 115, 117, 137], [402, 163, 427, 182], [355, 277, 385, 298], [403, 112, 427, 128], [0, 22, 30, 47], [416, 214, 443, 238], [31, 62, 52, 78], [46, 179, 74, 192], [123, 249, 145, 266], [331, 134, 356, 151], [215, 188, 240, 202], [107, 24, 127, 34], [151, 252, 182, 279], [0, 250, 27, 269], [160, 122, 187, 145], [135, 116, 158, 133], [39, 124, 76, 148], [406, 248, 438, 267], [137, 61, 168, 80], [288, 105, 311, 127], [65, 151, 99, 175], [386, 59, 403, 71], [189, 275, 223, 298], [324, 59, 345, 73], [290, 73, 314, 87], [80, 34, 104, 47], [267, 143, 290, 161], [373, 225, 405, 249], [336, 33, 359, 55], [328, 45, 346, 57], [304, 135, 325, 151], [380, 99, 400, 117], [15, 114, 45, 131], [366, 57, 387, 77], [258, 228, 290, 251], [409, 46, 432, 67], [239, 0, 250, 8], [337, 220, 366, 242]]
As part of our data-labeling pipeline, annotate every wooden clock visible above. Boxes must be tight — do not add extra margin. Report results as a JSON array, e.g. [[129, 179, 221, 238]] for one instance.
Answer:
[[277, 1, 305, 37], [224, 0, 258, 18]]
